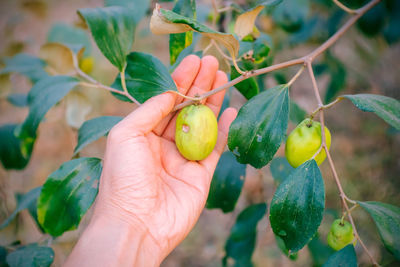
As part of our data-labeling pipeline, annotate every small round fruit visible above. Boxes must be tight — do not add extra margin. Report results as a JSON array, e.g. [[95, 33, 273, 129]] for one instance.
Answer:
[[175, 104, 218, 161], [285, 118, 331, 168], [327, 219, 355, 251], [79, 57, 94, 74]]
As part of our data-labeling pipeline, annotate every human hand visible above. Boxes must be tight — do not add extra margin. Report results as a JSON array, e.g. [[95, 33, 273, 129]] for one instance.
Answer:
[[65, 55, 237, 267]]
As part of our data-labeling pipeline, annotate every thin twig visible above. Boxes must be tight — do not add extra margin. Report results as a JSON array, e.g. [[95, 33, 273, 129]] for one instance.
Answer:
[[170, 90, 201, 101], [325, 149, 379, 266], [307, 63, 379, 266], [79, 82, 127, 95], [333, 0, 358, 14], [308, 0, 380, 60], [172, 58, 304, 111], [341, 203, 359, 222], [287, 65, 305, 87], [72, 54, 140, 105], [309, 97, 343, 119]]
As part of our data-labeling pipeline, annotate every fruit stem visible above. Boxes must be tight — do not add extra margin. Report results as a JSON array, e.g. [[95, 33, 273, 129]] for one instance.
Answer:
[[171, 91, 202, 102]]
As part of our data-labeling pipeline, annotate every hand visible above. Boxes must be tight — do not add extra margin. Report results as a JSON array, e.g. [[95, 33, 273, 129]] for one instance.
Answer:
[[65, 55, 237, 267]]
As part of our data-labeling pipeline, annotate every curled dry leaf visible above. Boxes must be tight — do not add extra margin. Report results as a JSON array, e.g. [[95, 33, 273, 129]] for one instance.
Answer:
[[150, 5, 239, 64], [65, 90, 92, 129], [39, 43, 84, 75], [234, 6, 264, 40]]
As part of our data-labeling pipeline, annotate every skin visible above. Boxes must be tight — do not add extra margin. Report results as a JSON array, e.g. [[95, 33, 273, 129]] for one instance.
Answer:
[[65, 55, 237, 267]]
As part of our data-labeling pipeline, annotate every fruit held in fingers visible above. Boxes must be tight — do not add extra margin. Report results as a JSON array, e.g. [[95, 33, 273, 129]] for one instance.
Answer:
[[327, 219, 356, 251], [175, 104, 218, 161], [285, 118, 331, 168]]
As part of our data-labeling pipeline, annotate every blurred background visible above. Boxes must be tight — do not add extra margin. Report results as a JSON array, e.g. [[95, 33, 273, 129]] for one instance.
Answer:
[[0, 0, 399, 266]]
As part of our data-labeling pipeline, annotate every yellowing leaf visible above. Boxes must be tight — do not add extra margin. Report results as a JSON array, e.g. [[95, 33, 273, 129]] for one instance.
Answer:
[[0, 74, 11, 97], [39, 43, 83, 75], [234, 5, 264, 40], [65, 90, 92, 129]]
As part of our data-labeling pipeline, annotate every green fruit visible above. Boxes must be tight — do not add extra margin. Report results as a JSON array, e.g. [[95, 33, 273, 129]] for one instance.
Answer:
[[327, 219, 355, 251], [285, 118, 331, 168], [175, 104, 218, 161]]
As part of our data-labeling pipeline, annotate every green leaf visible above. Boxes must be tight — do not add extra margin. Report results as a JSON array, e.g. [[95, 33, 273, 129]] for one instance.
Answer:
[[269, 157, 294, 184], [358, 201, 400, 260], [169, 41, 198, 72], [6, 244, 54, 267], [228, 85, 289, 169], [16, 76, 79, 143], [270, 160, 325, 252], [0, 187, 41, 229], [324, 54, 346, 103], [0, 124, 32, 170], [206, 151, 246, 213], [47, 23, 92, 56], [342, 94, 400, 130], [230, 65, 259, 100], [37, 158, 102, 236], [0, 53, 48, 83], [383, 0, 400, 44], [151, 7, 239, 60], [357, 2, 386, 37], [322, 245, 357, 267], [224, 203, 267, 266], [289, 100, 307, 124], [74, 116, 123, 155], [78, 6, 135, 71], [7, 93, 28, 107], [16, 191, 44, 233], [0, 246, 7, 267], [169, 0, 196, 65], [111, 52, 177, 103], [105, 0, 150, 23], [275, 235, 298, 260], [272, 0, 310, 33], [308, 234, 335, 267]]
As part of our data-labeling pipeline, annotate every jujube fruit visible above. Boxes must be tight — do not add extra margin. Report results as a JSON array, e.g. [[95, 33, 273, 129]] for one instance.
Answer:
[[327, 219, 355, 251], [285, 118, 331, 168], [175, 104, 218, 161], [79, 57, 94, 74]]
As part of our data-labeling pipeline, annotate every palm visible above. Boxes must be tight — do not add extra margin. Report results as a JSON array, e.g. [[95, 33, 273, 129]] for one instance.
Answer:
[[95, 55, 237, 256]]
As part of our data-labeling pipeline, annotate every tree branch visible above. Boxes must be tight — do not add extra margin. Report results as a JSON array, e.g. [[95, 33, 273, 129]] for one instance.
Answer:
[[174, 0, 381, 111], [307, 62, 379, 267]]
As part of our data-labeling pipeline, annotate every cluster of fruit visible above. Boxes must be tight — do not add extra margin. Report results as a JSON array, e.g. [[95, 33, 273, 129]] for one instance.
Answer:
[[175, 104, 355, 251]]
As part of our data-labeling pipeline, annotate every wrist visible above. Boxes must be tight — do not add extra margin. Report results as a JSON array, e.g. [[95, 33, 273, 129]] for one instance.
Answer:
[[66, 209, 164, 267]]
